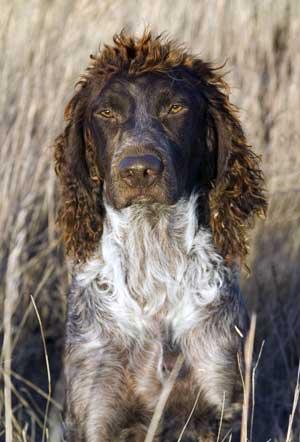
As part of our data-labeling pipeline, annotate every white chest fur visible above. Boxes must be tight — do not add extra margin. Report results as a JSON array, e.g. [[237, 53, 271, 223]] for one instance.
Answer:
[[75, 195, 227, 346]]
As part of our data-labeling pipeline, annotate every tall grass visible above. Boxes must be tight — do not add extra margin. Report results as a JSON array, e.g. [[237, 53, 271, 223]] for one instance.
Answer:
[[0, 1, 299, 440]]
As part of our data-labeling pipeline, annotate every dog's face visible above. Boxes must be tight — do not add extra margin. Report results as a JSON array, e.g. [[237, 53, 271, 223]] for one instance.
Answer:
[[89, 73, 212, 209]]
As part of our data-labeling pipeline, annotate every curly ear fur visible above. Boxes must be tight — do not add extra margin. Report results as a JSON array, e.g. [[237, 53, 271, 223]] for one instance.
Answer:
[[202, 74, 267, 263], [54, 90, 104, 263]]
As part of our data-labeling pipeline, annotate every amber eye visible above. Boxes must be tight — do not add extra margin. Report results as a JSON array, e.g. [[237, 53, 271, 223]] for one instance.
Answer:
[[168, 104, 184, 114], [97, 109, 114, 119]]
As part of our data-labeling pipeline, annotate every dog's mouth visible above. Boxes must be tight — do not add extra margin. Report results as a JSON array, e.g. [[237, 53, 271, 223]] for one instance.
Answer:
[[121, 186, 176, 207], [106, 180, 178, 209]]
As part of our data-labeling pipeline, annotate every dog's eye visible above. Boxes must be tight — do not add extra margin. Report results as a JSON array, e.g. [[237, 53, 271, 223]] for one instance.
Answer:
[[96, 109, 115, 119], [168, 104, 184, 114]]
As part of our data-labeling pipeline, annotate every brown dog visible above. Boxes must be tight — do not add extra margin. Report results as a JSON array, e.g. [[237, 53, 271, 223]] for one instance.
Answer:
[[54, 31, 266, 441]]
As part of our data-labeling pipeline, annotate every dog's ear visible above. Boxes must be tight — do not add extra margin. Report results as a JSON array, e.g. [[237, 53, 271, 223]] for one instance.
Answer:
[[203, 75, 267, 263], [54, 87, 103, 263]]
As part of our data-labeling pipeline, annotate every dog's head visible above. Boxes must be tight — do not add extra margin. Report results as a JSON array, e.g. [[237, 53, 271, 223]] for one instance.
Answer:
[[54, 31, 266, 263], [91, 71, 209, 209]]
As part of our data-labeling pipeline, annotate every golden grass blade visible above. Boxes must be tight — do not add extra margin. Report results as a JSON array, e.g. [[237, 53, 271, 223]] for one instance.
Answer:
[[2, 208, 27, 441], [250, 340, 265, 442], [285, 362, 300, 442], [216, 391, 227, 442], [11, 265, 55, 351], [30, 296, 52, 442], [241, 314, 256, 442], [177, 388, 201, 442], [145, 354, 184, 442], [3, 316, 13, 442]]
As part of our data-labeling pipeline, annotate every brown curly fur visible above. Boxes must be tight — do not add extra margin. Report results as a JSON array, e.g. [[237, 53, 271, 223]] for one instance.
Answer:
[[54, 31, 267, 264]]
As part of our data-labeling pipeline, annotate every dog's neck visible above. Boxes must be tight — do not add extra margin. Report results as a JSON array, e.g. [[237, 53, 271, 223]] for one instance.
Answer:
[[104, 195, 201, 280]]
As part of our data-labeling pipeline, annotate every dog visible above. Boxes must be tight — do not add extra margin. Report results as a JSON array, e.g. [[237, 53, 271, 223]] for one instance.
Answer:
[[54, 31, 266, 441]]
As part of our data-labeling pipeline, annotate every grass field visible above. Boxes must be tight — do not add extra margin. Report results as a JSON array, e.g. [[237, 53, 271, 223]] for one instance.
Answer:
[[0, 0, 300, 440]]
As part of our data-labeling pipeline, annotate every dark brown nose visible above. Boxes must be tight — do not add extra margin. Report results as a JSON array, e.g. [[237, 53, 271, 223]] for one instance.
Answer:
[[119, 154, 163, 188]]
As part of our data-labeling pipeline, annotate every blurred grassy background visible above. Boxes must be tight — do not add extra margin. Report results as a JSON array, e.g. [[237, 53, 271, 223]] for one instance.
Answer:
[[0, 0, 300, 440]]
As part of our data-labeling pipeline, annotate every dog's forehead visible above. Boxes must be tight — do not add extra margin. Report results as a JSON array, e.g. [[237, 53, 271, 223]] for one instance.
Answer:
[[102, 73, 187, 100]]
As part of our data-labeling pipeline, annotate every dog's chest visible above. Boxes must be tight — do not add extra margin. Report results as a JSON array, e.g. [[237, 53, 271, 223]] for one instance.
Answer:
[[77, 201, 225, 346]]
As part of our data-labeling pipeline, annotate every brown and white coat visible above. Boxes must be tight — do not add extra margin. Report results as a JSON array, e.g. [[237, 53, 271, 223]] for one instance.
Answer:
[[54, 31, 266, 441]]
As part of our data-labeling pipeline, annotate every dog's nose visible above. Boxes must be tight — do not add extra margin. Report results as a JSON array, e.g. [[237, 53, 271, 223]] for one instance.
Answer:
[[119, 154, 163, 188]]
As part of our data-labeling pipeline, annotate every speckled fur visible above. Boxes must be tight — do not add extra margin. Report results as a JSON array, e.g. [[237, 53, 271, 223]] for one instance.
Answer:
[[64, 195, 248, 441], [55, 30, 266, 441]]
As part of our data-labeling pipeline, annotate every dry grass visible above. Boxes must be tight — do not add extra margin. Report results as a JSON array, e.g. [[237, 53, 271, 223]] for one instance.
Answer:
[[0, 0, 300, 440]]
